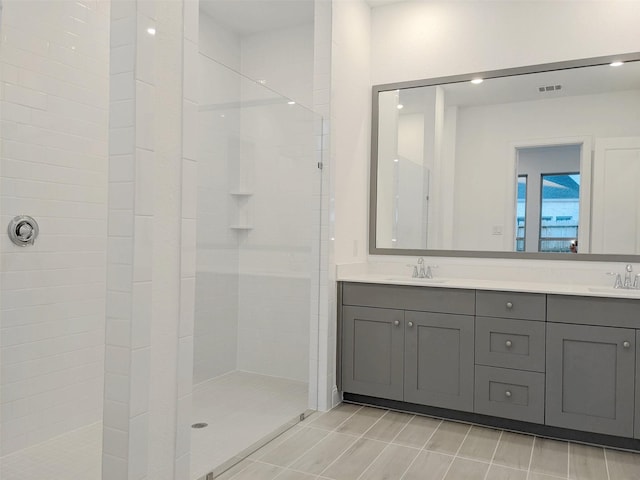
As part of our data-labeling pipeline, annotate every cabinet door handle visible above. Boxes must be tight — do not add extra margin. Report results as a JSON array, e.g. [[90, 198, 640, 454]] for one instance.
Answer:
[[393, 320, 400, 327], [407, 321, 414, 328], [505, 340, 513, 348], [505, 390, 512, 398], [623, 341, 631, 349], [506, 302, 514, 309]]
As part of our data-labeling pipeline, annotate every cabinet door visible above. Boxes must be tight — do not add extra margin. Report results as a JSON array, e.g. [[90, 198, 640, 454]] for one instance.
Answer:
[[404, 311, 475, 411], [342, 306, 404, 400], [546, 323, 635, 437]]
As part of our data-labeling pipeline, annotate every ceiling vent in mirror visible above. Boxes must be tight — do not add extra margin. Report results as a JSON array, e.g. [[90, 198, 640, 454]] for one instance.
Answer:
[[538, 84, 562, 92]]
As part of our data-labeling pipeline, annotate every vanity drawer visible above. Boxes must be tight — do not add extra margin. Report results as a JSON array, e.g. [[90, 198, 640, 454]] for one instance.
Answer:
[[475, 317, 545, 372], [474, 365, 545, 424], [476, 291, 546, 321], [547, 295, 640, 329], [342, 282, 475, 315]]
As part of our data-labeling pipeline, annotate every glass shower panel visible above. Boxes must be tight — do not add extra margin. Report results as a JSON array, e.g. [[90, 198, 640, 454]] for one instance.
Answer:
[[191, 59, 322, 479]]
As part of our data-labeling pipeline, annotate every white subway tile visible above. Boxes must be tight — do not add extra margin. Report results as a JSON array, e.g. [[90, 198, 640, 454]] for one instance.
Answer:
[[110, 14, 136, 46], [102, 427, 129, 459], [104, 373, 130, 404], [128, 412, 150, 479], [129, 347, 150, 418], [135, 80, 155, 150], [134, 148, 154, 215], [131, 281, 152, 349], [133, 216, 152, 282], [181, 159, 197, 219], [110, 100, 135, 129], [109, 126, 135, 156], [136, 15, 156, 85], [102, 453, 128, 478], [110, 71, 135, 102]]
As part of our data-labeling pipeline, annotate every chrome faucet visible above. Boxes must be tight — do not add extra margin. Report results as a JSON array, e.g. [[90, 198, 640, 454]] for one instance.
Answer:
[[407, 257, 437, 279]]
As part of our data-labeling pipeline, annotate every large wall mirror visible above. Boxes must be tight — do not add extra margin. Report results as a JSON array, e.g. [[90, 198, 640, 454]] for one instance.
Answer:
[[370, 52, 640, 261]]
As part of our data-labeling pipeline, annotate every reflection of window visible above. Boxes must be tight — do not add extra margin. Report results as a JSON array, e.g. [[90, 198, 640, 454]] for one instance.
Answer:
[[515, 175, 527, 251], [539, 173, 580, 252]]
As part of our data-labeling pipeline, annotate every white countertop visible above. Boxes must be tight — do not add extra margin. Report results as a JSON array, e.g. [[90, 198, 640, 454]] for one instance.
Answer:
[[338, 273, 640, 299]]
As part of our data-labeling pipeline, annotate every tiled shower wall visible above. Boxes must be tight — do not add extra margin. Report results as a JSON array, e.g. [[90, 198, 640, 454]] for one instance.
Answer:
[[196, 11, 318, 385], [0, 0, 110, 454]]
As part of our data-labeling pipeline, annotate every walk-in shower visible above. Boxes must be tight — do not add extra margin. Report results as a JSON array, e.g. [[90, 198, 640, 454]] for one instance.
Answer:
[[0, 1, 322, 479]]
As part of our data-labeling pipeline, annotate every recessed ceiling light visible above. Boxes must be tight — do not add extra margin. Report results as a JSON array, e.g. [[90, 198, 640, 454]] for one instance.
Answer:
[[393, 158, 399, 163], [287, 101, 296, 105], [610, 61, 624, 67], [147, 27, 156, 35], [471, 78, 483, 85], [396, 104, 404, 109]]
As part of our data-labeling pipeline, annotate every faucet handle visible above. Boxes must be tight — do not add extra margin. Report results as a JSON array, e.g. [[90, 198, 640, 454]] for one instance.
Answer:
[[607, 272, 623, 288], [425, 265, 438, 279], [634, 273, 640, 289]]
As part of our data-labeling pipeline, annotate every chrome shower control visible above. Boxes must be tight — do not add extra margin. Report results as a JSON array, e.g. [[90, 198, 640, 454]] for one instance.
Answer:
[[8, 215, 39, 246]]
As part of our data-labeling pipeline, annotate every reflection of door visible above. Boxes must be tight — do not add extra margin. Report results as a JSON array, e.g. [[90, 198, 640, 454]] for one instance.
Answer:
[[592, 137, 640, 254]]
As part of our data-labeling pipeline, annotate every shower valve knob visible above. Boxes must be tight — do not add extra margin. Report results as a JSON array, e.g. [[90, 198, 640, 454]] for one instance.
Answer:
[[8, 215, 39, 246]]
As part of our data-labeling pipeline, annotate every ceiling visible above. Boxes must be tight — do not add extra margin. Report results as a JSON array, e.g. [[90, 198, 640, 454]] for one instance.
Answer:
[[200, 0, 315, 36], [395, 60, 640, 111]]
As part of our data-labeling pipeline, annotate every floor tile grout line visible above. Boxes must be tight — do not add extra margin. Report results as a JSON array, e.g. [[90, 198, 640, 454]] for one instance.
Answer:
[[352, 413, 417, 480], [481, 429, 504, 480], [603, 447, 612, 480], [398, 417, 446, 480], [525, 435, 536, 480], [438, 422, 474, 480], [316, 407, 392, 478]]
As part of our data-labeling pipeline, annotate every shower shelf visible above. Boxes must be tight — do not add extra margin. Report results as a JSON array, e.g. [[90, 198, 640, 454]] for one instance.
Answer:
[[229, 225, 253, 230], [229, 191, 253, 196]]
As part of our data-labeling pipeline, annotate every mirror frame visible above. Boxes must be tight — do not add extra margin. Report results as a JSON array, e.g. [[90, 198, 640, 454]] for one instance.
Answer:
[[370, 52, 640, 261]]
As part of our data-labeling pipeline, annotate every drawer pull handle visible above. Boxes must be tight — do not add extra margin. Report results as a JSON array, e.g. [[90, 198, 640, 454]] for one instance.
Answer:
[[393, 320, 400, 327], [505, 340, 513, 348], [407, 321, 414, 328], [506, 302, 514, 309], [505, 390, 512, 398], [623, 341, 631, 349]]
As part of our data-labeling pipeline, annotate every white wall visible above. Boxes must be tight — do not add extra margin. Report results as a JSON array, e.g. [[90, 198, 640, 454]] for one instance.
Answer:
[[452, 89, 640, 251], [0, 0, 109, 454], [370, 1, 640, 85]]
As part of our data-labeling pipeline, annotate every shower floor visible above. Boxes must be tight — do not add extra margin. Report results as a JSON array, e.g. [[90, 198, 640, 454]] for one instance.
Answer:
[[191, 371, 309, 480], [0, 422, 102, 480], [0, 371, 307, 480]]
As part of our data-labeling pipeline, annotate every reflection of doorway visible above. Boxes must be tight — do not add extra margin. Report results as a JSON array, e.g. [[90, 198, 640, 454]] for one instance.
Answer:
[[592, 137, 640, 254], [515, 145, 582, 253]]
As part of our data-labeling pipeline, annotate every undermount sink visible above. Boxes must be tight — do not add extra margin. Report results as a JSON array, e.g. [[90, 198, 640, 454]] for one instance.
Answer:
[[386, 276, 448, 284], [587, 287, 640, 296]]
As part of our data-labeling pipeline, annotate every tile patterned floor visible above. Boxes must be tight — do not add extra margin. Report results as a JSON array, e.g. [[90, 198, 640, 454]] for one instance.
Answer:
[[214, 403, 640, 480]]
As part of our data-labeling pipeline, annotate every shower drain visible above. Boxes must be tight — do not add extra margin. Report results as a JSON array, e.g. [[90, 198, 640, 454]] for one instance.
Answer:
[[191, 422, 208, 429]]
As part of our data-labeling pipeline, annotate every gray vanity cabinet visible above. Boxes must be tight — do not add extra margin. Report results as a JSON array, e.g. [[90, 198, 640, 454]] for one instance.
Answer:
[[545, 322, 636, 438], [404, 311, 475, 412], [341, 306, 404, 401]]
